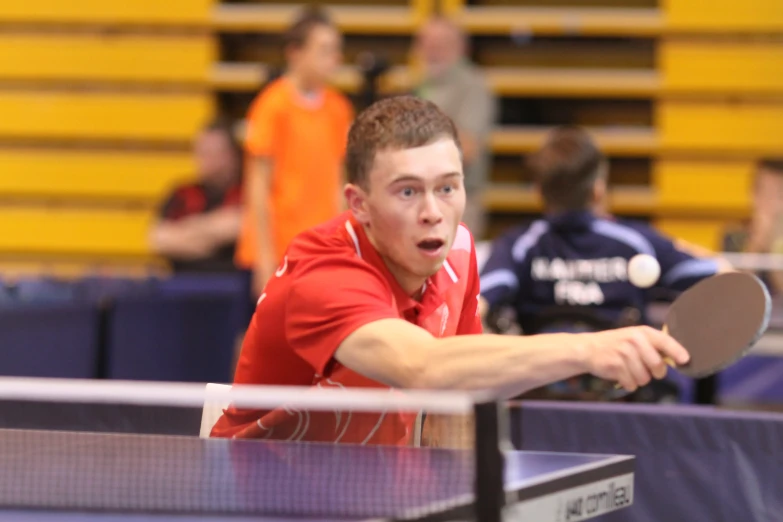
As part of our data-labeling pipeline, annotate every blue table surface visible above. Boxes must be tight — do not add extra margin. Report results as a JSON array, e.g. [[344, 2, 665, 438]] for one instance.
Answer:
[[0, 429, 627, 521]]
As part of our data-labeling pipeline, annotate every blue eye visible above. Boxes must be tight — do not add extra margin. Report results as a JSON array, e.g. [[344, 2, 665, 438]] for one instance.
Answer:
[[400, 187, 415, 198]]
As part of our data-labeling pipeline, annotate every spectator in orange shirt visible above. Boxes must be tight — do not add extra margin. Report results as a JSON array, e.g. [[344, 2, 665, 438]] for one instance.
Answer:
[[235, 6, 354, 296]]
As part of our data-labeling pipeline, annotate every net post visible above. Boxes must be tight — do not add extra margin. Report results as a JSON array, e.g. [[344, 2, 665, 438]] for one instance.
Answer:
[[473, 400, 507, 522]]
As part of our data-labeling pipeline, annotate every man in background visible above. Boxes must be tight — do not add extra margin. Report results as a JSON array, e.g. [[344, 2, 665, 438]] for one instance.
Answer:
[[744, 160, 783, 255], [150, 120, 242, 274], [724, 159, 783, 292], [412, 16, 496, 240], [235, 6, 354, 296], [479, 125, 730, 334]]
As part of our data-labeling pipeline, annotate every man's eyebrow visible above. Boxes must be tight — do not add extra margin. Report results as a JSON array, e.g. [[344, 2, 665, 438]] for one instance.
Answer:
[[387, 172, 463, 185]]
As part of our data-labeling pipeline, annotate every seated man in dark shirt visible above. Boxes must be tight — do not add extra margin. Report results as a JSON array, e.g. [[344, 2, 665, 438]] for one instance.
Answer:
[[479, 125, 731, 335], [150, 120, 243, 273]]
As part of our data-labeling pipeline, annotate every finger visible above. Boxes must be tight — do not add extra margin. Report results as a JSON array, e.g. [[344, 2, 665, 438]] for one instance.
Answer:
[[613, 359, 637, 393], [645, 327, 690, 366], [621, 340, 652, 388], [633, 334, 668, 380]]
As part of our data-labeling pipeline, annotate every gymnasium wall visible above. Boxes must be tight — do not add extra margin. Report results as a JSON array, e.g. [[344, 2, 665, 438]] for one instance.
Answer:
[[0, 0, 781, 276]]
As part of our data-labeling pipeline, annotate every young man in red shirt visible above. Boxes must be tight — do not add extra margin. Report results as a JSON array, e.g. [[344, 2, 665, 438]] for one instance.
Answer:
[[211, 96, 688, 446]]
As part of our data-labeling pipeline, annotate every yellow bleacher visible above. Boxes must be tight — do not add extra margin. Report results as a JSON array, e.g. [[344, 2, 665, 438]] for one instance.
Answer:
[[659, 39, 783, 95], [444, 5, 664, 37], [212, 3, 431, 34], [213, 65, 660, 98], [0, 0, 212, 26], [0, 33, 216, 85], [658, 102, 783, 154], [490, 126, 658, 157], [0, 149, 194, 202], [0, 0, 216, 276], [0, 0, 782, 274], [662, 0, 783, 32], [0, 206, 152, 258], [0, 91, 213, 143]]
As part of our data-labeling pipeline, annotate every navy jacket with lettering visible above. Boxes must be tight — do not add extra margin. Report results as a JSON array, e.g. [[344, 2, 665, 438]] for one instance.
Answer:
[[479, 211, 719, 331]]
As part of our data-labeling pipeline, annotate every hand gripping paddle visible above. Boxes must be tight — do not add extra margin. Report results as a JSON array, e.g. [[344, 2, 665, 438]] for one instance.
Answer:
[[614, 271, 772, 393]]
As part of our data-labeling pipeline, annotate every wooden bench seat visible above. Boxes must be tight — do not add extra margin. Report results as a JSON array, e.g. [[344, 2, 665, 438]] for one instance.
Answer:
[[482, 183, 750, 219], [490, 126, 658, 156], [211, 63, 661, 98], [448, 6, 663, 37]]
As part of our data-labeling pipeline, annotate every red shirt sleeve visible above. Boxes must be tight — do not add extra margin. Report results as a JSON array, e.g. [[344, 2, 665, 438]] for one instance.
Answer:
[[456, 242, 484, 335], [284, 256, 401, 376]]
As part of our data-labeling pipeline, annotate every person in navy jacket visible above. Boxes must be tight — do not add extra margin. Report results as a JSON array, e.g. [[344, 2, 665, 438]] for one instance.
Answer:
[[479, 125, 731, 334]]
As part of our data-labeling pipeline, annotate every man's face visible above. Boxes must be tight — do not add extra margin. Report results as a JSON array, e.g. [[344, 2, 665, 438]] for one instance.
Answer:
[[754, 167, 783, 214], [194, 130, 238, 187], [415, 21, 461, 80], [291, 24, 342, 84], [353, 138, 465, 290]]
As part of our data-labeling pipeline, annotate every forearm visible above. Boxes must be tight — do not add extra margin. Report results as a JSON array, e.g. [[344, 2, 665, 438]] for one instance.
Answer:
[[149, 222, 213, 259], [337, 320, 587, 399], [419, 333, 582, 449], [417, 333, 585, 397], [199, 208, 242, 246]]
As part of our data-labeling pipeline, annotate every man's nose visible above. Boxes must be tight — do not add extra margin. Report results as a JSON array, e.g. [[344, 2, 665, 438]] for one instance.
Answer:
[[419, 193, 444, 225]]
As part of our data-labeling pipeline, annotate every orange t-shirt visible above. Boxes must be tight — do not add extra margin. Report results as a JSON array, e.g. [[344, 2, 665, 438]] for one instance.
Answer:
[[235, 77, 354, 268]]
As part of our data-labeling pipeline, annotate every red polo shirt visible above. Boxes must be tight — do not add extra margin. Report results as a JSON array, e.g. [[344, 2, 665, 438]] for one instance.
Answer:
[[210, 211, 483, 445]]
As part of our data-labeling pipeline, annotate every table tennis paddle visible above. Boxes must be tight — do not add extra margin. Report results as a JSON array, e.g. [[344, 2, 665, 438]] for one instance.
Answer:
[[615, 271, 771, 391], [660, 271, 771, 377]]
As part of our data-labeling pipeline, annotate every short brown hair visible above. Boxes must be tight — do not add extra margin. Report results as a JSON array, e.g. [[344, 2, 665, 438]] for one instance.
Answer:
[[346, 96, 460, 188], [759, 158, 783, 172], [528, 125, 606, 211], [283, 5, 335, 50]]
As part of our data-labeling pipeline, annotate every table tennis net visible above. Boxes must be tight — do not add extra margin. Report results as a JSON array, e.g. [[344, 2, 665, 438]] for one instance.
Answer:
[[0, 378, 509, 521]]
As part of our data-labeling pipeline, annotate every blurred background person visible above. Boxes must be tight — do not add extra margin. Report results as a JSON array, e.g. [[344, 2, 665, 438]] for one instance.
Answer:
[[149, 120, 243, 274], [234, 6, 354, 297], [744, 159, 783, 256], [478, 126, 731, 335], [412, 15, 496, 240], [723, 159, 783, 292]]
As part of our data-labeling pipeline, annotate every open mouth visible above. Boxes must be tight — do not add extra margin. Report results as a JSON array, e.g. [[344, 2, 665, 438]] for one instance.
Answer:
[[417, 239, 445, 253]]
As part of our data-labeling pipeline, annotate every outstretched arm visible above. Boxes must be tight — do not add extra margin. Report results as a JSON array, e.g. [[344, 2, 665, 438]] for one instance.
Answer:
[[335, 318, 689, 398]]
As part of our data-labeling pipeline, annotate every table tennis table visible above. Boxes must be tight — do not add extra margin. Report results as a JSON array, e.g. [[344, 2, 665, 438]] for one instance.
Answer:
[[0, 428, 634, 522]]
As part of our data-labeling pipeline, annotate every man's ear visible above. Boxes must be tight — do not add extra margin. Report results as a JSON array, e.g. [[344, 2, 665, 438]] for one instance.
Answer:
[[593, 176, 607, 201], [592, 163, 610, 214], [344, 183, 370, 224]]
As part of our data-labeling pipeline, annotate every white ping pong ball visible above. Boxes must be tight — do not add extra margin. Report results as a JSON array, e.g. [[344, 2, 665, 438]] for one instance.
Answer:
[[628, 254, 660, 289]]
